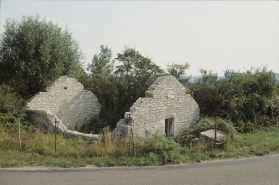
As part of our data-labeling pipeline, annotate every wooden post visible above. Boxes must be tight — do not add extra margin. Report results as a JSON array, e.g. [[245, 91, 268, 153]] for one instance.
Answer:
[[55, 118, 57, 155], [131, 128, 135, 156], [214, 123, 217, 149], [18, 117, 21, 148]]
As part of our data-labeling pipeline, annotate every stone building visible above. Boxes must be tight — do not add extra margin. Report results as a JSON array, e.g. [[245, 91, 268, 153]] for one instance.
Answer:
[[27, 76, 100, 141], [115, 75, 200, 137]]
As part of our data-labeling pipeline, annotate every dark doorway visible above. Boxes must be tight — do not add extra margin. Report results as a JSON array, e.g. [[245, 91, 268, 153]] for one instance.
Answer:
[[165, 118, 174, 137]]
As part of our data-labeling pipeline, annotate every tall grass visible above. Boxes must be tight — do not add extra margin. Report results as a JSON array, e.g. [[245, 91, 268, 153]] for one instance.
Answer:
[[1, 124, 279, 167], [0, 125, 136, 158]]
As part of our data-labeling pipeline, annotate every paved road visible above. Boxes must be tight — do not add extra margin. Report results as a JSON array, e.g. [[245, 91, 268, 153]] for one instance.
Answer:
[[1, 155, 279, 185]]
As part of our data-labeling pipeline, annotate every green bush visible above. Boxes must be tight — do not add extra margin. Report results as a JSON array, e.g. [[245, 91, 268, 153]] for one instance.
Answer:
[[77, 116, 108, 134], [134, 134, 181, 155], [0, 84, 26, 128], [115, 134, 185, 164], [100, 111, 121, 130], [186, 67, 279, 132]]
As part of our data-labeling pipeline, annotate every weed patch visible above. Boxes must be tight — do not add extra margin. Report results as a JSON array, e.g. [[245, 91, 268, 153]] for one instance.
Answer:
[[0, 125, 279, 168]]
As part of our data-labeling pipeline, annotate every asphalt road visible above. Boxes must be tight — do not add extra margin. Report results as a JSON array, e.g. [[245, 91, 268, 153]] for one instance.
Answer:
[[1, 154, 279, 185]]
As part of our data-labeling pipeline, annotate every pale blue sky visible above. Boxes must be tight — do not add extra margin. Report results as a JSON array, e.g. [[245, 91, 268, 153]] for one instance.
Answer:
[[1, 1, 278, 75]]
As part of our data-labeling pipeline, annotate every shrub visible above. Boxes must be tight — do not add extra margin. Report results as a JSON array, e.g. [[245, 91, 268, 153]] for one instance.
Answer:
[[132, 134, 184, 164], [0, 84, 26, 129], [77, 116, 108, 134], [186, 67, 279, 132], [100, 111, 121, 130], [134, 134, 181, 155]]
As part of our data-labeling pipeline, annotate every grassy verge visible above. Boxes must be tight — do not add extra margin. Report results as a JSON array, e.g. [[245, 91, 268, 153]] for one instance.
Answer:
[[1, 126, 279, 168]]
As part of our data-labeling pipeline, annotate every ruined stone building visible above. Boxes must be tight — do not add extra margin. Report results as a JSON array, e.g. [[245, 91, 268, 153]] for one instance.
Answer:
[[115, 75, 200, 137], [27, 76, 100, 141]]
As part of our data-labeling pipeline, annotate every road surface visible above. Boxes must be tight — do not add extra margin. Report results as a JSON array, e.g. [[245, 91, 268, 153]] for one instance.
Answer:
[[1, 154, 279, 185]]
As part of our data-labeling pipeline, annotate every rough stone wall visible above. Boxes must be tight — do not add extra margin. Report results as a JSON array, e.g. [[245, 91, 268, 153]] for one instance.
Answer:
[[27, 76, 100, 130], [115, 75, 199, 137], [28, 110, 99, 143]]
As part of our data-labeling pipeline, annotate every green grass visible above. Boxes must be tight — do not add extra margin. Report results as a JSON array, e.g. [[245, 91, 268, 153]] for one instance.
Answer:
[[1, 126, 279, 168]]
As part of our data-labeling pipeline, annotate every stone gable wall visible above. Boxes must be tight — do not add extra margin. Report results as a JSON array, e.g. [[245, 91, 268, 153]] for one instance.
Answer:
[[115, 75, 199, 137], [27, 76, 100, 130]]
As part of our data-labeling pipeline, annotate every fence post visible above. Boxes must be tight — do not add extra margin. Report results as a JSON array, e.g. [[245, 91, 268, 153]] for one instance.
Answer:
[[55, 118, 57, 155], [214, 123, 217, 149], [18, 117, 21, 148], [131, 128, 135, 156]]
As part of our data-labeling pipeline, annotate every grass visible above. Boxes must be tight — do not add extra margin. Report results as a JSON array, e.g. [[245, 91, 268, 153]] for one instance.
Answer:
[[1, 126, 279, 168]]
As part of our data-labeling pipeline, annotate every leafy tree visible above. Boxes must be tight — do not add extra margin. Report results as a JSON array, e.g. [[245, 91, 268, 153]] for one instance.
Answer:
[[166, 62, 190, 79], [0, 15, 85, 98], [166, 62, 192, 84], [85, 47, 165, 130], [87, 45, 114, 80], [187, 67, 279, 132], [114, 47, 165, 109], [86, 45, 116, 119]]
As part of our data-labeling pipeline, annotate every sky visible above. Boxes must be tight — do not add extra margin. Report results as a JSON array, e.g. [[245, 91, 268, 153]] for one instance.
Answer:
[[1, 0, 278, 76]]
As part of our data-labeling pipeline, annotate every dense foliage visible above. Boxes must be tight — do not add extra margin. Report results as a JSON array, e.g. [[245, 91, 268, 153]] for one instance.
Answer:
[[0, 15, 86, 98], [114, 47, 165, 108], [84, 46, 165, 129], [187, 68, 279, 132], [0, 84, 26, 128]]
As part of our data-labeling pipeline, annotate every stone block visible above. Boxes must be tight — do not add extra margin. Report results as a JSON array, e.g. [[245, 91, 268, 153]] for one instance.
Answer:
[[200, 129, 225, 143]]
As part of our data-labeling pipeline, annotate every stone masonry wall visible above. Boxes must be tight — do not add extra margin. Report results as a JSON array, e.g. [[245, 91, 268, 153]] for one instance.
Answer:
[[28, 76, 100, 130], [115, 75, 200, 137], [28, 110, 99, 143]]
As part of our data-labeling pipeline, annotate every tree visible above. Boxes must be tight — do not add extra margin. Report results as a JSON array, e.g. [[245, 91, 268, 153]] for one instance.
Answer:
[[87, 45, 114, 80], [0, 15, 85, 98], [86, 47, 165, 129], [114, 47, 165, 109], [166, 62, 190, 79], [86, 45, 115, 116], [187, 67, 279, 132], [166, 62, 191, 84]]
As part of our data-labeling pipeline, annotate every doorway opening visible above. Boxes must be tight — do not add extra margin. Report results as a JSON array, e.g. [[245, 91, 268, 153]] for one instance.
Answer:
[[165, 118, 174, 137]]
